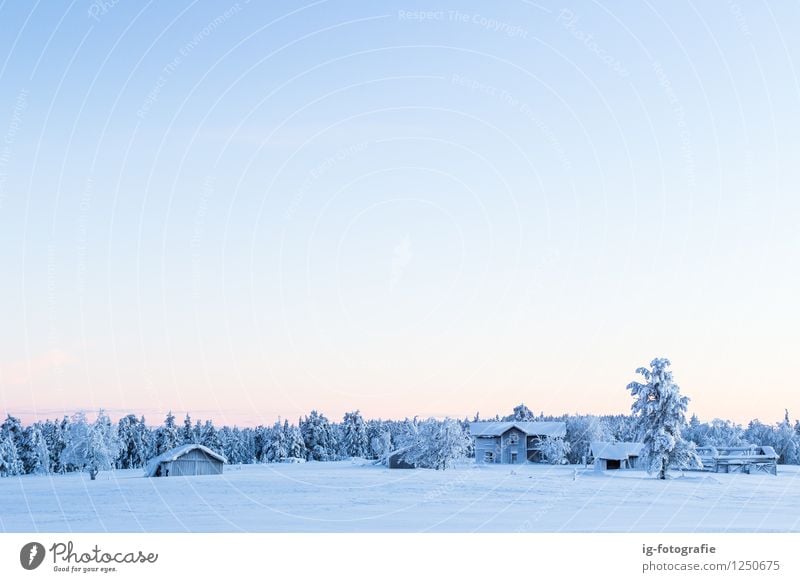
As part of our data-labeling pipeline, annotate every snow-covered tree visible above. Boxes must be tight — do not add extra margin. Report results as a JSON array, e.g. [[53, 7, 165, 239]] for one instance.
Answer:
[[340, 410, 369, 458], [369, 427, 393, 463], [774, 410, 799, 465], [285, 421, 306, 459], [627, 358, 702, 479], [565, 415, 608, 464], [263, 420, 289, 462], [540, 436, 571, 465], [19, 424, 50, 475], [506, 403, 535, 422], [181, 413, 195, 445], [300, 411, 337, 461], [199, 419, 222, 452], [0, 435, 23, 477], [49, 417, 71, 473], [153, 411, 180, 455], [400, 418, 470, 470], [60, 411, 121, 480], [116, 414, 150, 469]]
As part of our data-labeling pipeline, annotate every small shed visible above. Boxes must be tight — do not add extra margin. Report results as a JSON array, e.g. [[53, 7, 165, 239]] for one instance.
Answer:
[[590, 441, 644, 470], [145, 444, 226, 477], [387, 448, 415, 469]]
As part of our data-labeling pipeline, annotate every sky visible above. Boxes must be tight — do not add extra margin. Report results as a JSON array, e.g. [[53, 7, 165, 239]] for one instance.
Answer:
[[0, 1, 798, 427]]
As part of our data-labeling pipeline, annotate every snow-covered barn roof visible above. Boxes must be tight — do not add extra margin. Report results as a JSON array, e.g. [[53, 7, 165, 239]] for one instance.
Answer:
[[590, 441, 644, 461], [144, 444, 227, 477], [469, 421, 566, 438]]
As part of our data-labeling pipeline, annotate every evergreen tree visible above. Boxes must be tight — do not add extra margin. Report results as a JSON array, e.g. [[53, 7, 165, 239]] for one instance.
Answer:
[[627, 358, 702, 479], [263, 420, 289, 462], [0, 414, 23, 449], [506, 403, 535, 422], [181, 413, 195, 444], [154, 411, 180, 455], [0, 434, 23, 477], [200, 419, 222, 452], [54, 416, 71, 472], [20, 423, 50, 474], [340, 410, 369, 458], [300, 410, 336, 461], [285, 421, 306, 459], [117, 415, 150, 469], [253, 425, 269, 463]]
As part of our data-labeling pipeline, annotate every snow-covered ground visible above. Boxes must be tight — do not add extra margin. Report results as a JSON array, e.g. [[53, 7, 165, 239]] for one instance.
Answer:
[[2, 461, 799, 532]]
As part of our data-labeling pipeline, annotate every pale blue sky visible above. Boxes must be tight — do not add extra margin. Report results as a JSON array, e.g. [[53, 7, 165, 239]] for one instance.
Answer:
[[1, 1, 798, 426]]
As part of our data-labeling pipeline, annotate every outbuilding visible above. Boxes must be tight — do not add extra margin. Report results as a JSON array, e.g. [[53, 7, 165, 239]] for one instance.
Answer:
[[590, 441, 644, 470], [145, 444, 226, 477], [386, 447, 415, 469]]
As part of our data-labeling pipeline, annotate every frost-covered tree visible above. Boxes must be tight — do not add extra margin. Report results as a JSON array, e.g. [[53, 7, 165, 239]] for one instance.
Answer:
[[506, 403, 535, 422], [19, 424, 50, 475], [219, 427, 240, 464], [773, 410, 798, 465], [153, 411, 180, 455], [200, 419, 222, 452], [300, 411, 337, 461], [627, 358, 702, 479], [369, 428, 393, 463], [565, 415, 608, 464], [0, 435, 23, 477], [116, 415, 150, 469], [0, 414, 23, 450], [181, 413, 195, 445], [60, 411, 121, 480], [340, 410, 369, 458], [540, 436, 571, 465], [285, 421, 306, 459], [49, 417, 71, 473], [400, 418, 470, 470], [263, 420, 289, 462]]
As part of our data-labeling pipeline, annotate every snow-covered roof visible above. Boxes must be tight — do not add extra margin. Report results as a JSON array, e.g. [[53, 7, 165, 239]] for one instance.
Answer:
[[759, 445, 777, 458], [469, 421, 566, 438], [144, 444, 227, 477], [590, 441, 644, 461]]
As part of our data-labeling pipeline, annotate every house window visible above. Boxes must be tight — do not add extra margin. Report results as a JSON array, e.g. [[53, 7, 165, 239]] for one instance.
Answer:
[[508, 433, 519, 445], [483, 451, 495, 463]]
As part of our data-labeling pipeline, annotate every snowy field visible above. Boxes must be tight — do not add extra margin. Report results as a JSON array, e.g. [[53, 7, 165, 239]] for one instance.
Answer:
[[2, 461, 799, 532]]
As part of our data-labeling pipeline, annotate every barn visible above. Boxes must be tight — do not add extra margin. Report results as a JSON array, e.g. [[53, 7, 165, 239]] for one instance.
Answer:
[[145, 444, 226, 477], [590, 441, 644, 470]]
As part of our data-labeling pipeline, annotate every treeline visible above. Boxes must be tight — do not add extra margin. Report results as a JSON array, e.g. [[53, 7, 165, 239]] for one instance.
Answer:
[[1, 403, 799, 478], [0, 409, 469, 477]]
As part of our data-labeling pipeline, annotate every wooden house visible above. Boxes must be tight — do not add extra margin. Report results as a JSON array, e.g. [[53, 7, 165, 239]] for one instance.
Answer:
[[469, 421, 567, 464]]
